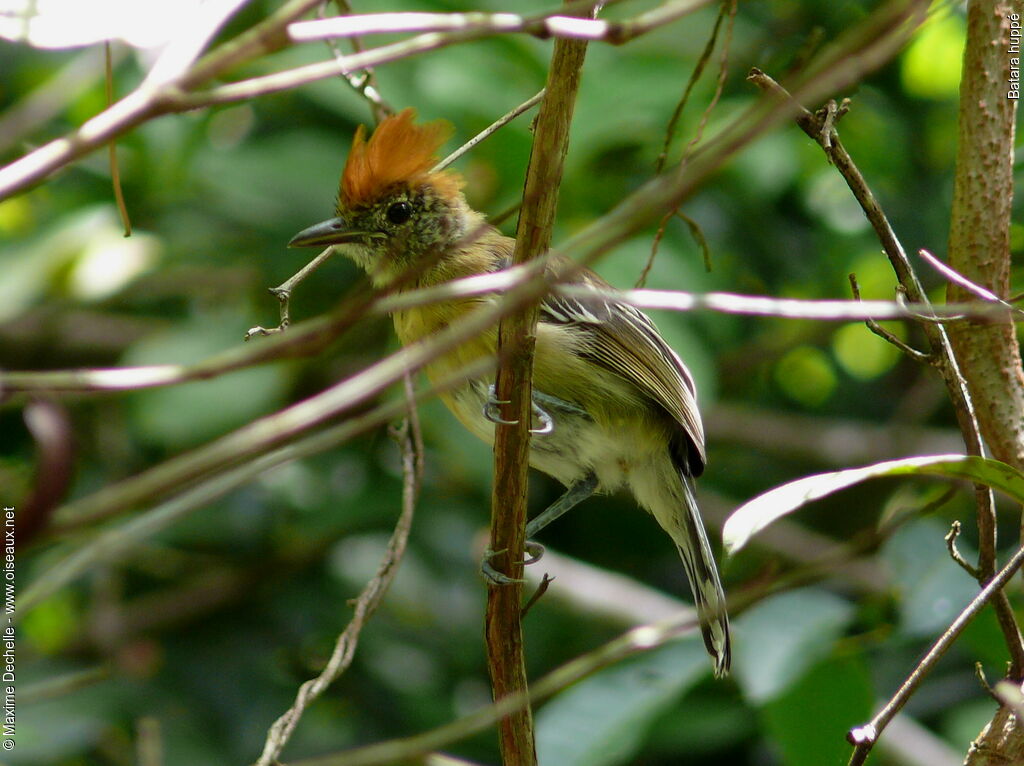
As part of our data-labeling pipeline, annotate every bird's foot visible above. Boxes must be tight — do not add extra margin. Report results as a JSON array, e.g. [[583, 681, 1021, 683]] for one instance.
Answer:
[[482, 384, 517, 425], [481, 541, 546, 585], [481, 385, 555, 433], [530, 402, 553, 434]]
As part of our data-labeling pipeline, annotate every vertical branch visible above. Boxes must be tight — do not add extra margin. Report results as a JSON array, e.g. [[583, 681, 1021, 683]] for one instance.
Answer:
[[951, 2, 1024, 763], [484, 10, 591, 766], [946, 3, 1024, 474]]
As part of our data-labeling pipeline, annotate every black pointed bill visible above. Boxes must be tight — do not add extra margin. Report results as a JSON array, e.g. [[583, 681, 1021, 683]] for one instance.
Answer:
[[288, 216, 371, 248]]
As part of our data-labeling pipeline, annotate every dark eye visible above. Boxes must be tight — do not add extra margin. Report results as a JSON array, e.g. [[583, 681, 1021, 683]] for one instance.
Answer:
[[386, 201, 412, 225]]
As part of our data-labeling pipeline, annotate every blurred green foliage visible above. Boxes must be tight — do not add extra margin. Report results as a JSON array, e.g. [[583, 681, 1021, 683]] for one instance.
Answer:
[[2, 0, 1022, 764]]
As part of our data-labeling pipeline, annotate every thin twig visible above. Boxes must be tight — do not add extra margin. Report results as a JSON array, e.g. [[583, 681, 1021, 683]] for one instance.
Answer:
[[918, 248, 1024, 319], [848, 273, 931, 363], [640, 0, 734, 286], [654, 0, 730, 174], [520, 574, 554, 619], [433, 89, 546, 173], [253, 411, 420, 766], [945, 521, 980, 578], [19, 665, 111, 704], [847, 540, 1024, 765], [976, 662, 999, 701], [324, 0, 392, 123], [244, 246, 339, 339]]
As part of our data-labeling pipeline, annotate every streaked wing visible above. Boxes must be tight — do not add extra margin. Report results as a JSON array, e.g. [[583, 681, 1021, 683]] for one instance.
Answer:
[[540, 272, 706, 474]]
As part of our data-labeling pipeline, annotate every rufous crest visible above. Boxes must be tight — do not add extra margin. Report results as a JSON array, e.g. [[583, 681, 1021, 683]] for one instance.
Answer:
[[339, 108, 462, 209]]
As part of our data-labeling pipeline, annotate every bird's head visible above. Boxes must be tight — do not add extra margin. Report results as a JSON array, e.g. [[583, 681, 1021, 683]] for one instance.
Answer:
[[289, 108, 474, 286]]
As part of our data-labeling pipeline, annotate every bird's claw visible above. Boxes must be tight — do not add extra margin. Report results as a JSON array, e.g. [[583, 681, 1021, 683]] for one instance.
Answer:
[[481, 542, 546, 585], [483, 397, 518, 426], [482, 384, 555, 433], [530, 403, 553, 434], [483, 383, 518, 424]]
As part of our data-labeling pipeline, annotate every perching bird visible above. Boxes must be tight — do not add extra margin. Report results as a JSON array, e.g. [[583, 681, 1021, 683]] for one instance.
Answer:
[[289, 109, 731, 676]]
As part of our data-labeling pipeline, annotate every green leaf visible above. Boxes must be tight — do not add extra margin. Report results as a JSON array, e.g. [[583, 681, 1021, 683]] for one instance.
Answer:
[[761, 654, 874, 766], [535, 639, 708, 766], [733, 588, 854, 704], [723, 455, 1024, 554]]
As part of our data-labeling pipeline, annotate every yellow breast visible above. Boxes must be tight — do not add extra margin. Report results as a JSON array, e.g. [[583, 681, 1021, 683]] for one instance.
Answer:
[[392, 301, 497, 382]]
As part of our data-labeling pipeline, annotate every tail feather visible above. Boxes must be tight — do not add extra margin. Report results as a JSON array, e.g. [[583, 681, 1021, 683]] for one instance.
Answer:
[[633, 463, 731, 676], [676, 474, 731, 677]]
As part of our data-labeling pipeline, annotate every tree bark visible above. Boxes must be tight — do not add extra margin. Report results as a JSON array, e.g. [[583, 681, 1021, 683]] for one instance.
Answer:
[[949, 1, 1024, 763], [484, 9, 590, 766], [946, 0, 1024, 472]]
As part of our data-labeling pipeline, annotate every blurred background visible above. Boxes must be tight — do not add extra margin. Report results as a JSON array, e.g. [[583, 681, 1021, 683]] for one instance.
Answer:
[[1, 0, 1019, 764]]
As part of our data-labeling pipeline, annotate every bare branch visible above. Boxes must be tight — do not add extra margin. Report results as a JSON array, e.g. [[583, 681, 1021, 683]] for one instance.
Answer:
[[105, 42, 132, 236], [848, 540, 1024, 765], [919, 248, 1024, 318], [253, 412, 420, 766]]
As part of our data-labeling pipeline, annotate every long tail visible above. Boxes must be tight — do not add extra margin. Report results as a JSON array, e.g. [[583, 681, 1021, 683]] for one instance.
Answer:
[[634, 464, 731, 676], [676, 473, 731, 677]]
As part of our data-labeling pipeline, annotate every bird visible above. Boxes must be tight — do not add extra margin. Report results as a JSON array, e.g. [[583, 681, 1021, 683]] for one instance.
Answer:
[[288, 108, 731, 677]]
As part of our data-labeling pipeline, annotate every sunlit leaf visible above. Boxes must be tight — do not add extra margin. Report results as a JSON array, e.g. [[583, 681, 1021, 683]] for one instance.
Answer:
[[723, 455, 1024, 554]]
